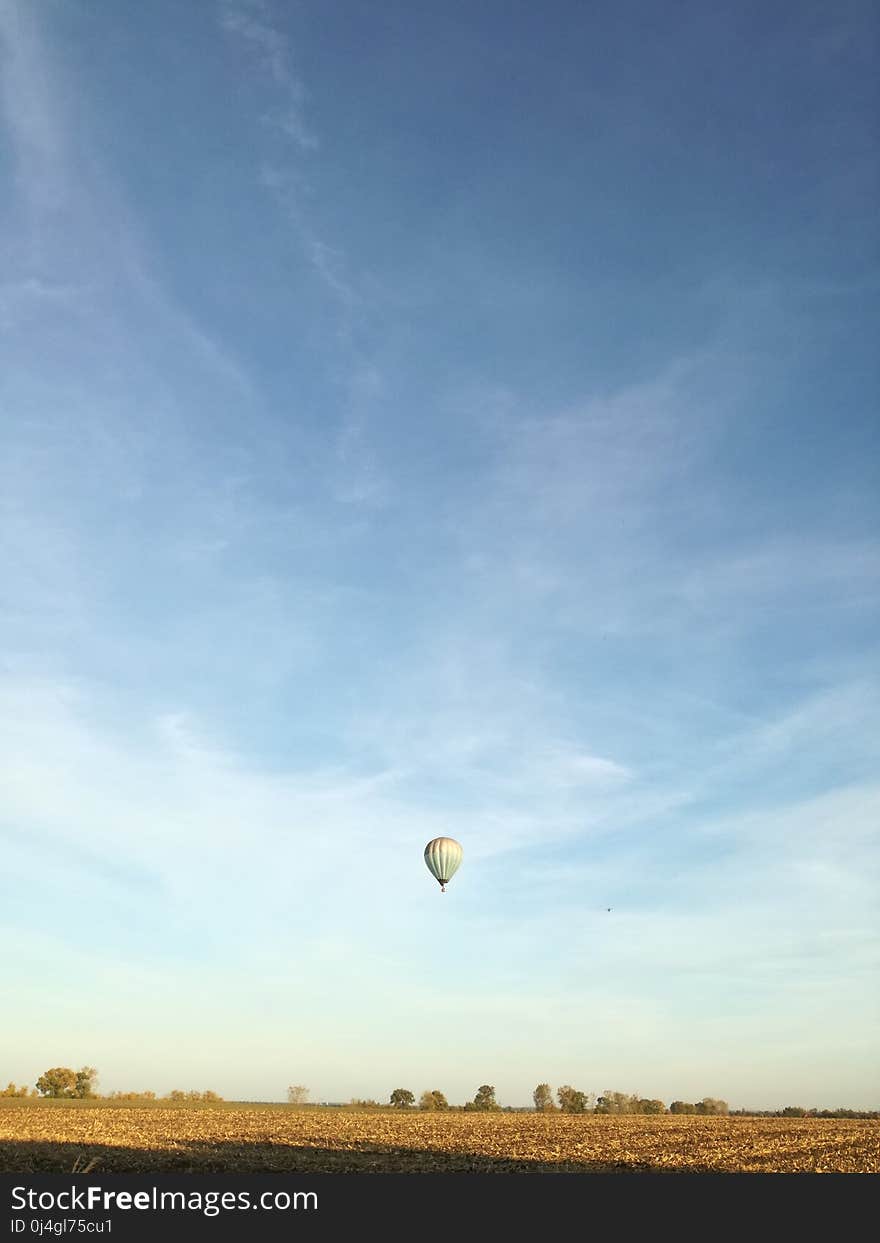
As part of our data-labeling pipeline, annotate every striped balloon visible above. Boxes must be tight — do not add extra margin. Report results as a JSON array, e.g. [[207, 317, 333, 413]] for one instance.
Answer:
[[424, 837, 463, 893]]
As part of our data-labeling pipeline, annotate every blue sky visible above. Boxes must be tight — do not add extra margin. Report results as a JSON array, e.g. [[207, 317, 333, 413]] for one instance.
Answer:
[[1, 0, 877, 1110]]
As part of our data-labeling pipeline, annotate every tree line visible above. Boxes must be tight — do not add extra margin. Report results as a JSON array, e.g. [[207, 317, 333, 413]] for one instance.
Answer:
[[388, 1085, 498, 1111], [1, 1068, 222, 1102], [5, 1073, 876, 1118], [338, 1087, 491, 1111], [299, 1085, 729, 1113], [294, 1085, 880, 1118], [533, 1087, 730, 1114]]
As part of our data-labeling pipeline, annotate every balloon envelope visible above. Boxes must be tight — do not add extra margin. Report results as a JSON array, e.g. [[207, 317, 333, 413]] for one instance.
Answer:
[[424, 837, 463, 891]]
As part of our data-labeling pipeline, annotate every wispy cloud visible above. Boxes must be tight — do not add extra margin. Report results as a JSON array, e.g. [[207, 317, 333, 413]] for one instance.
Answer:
[[0, 0, 254, 400], [0, 0, 70, 213], [219, 0, 317, 150], [307, 239, 358, 309], [221, 1, 391, 510], [436, 335, 879, 667], [0, 277, 85, 328]]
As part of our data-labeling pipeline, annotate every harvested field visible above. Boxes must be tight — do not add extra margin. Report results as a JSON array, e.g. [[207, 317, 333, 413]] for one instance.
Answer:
[[1, 1106, 877, 1173]]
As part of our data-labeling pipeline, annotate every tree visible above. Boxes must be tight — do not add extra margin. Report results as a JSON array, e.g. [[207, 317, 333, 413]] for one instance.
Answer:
[[166, 1090, 186, 1102], [533, 1084, 555, 1113], [471, 1085, 499, 1111], [669, 1101, 696, 1115], [35, 1068, 77, 1098], [695, 1097, 729, 1116], [74, 1067, 98, 1099], [596, 1091, 637, 1114], [636, 1098, 665, 1114], [557, 1085, 590, 1114], [390, 1088, 415, 1109], [287, 1085, 309, 1106], [419, 1090, 449, 1111], [1, 1083, 29, 1098]]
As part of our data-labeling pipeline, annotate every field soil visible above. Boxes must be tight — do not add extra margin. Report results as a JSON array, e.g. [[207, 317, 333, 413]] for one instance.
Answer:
[[1, 1106, 878, 1173]]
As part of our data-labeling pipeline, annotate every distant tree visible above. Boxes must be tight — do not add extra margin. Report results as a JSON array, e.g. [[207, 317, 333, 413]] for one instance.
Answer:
[[390, 1089, 415, 1109], [202, 1090, 222, 1102], [596, 1092, 622, 1114], [557, 1085, 590, 1114], [74, 1067, 98, 1099], [287, 1085, 309, 1106], [636, 1098, 666, 1114], [36, 1068, 77, 1098], [533, 1084, 556, 1113], [166, 1090, 186, 1102], [695, 1097, 729, 1116], [1, 1083, 29, 1098], [349, 1098, 381, 1108], [419, 1090, 449, 1111], [596, 1091, 640, 1114], [669, 1101, 696, 1115], [471, 1085, 499, 1112]]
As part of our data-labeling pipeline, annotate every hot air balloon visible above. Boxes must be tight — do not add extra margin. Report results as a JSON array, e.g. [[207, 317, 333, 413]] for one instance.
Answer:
[[424, 837, 462, 893]]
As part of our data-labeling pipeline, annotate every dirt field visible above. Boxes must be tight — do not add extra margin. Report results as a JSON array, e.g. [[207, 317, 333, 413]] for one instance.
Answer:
[[1, 1105, 877, 1173]]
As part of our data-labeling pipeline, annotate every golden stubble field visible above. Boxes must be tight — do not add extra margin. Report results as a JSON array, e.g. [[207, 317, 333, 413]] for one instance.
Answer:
[[1, 1107, 878, 1173]]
